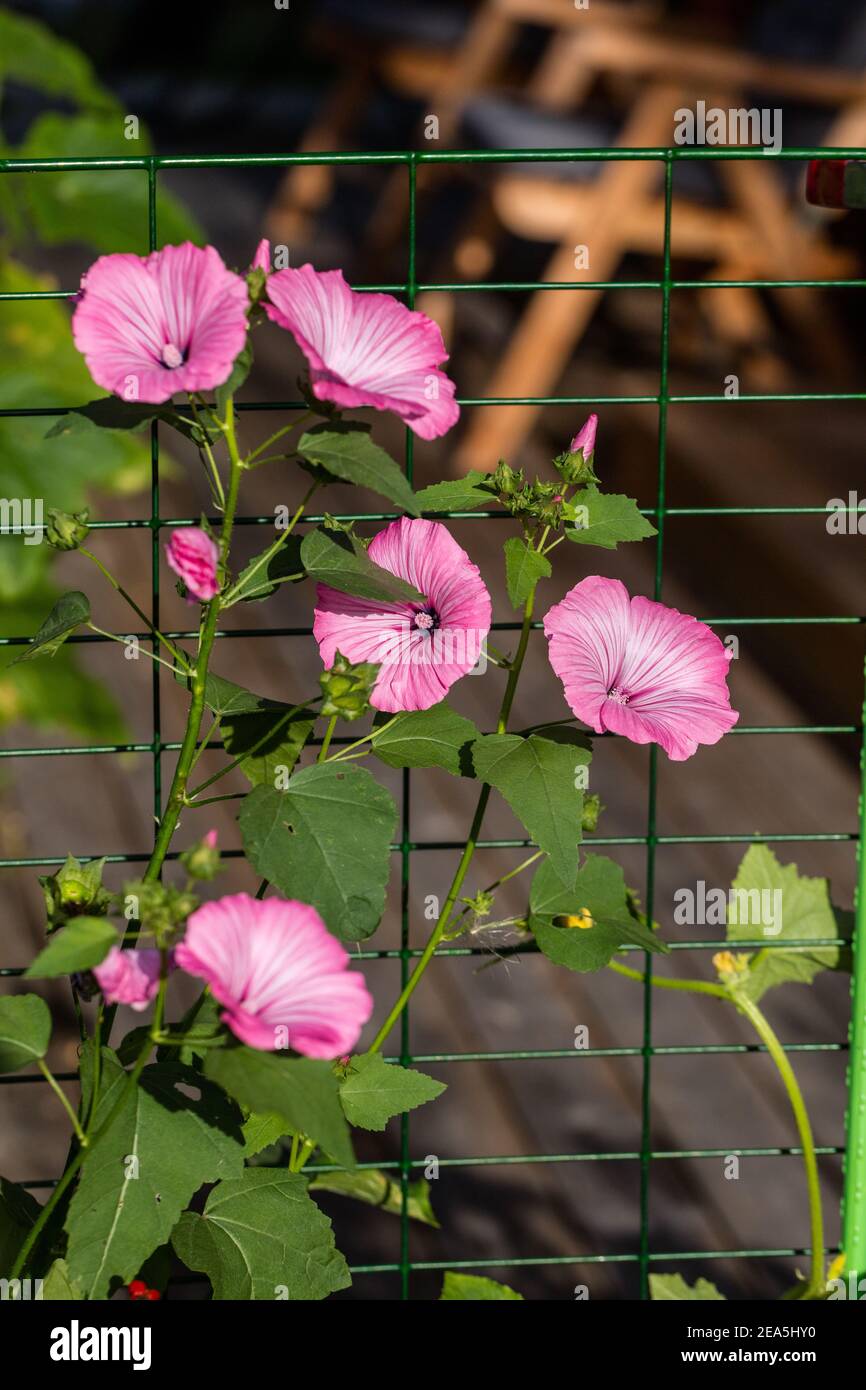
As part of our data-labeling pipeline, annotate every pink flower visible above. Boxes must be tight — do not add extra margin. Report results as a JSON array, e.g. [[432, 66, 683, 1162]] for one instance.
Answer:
[[570, 412, 597, 461], [264, 264, 459, 440], [543, 576, 738, 761], [72, 242, 249, 404], [93, 947, 164, 1012], [251, 238, 271, 273], [174, 893, 373, 1056], [203, 829, 218, 849], [166, 527, 220, 602], [313, 517, 492, 712]]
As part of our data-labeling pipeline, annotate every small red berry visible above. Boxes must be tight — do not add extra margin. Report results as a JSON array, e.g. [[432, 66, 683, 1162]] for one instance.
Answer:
[[144, 1288, 161, 1301], [128, 1280, 147, 1298]]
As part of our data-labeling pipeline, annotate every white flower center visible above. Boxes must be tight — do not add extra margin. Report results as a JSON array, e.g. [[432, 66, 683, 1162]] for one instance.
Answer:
[[413, 610, 437, 632], [607, 685, 630, 704], [161, 342, 184, 369]]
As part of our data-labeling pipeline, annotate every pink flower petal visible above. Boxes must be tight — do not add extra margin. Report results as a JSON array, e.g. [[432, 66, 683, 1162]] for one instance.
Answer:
[[165, 526, 220, 602], [264, 264, 459, 439], [175, 893, 373, 1057], [313, 518, 491, 712], [93, 947, 164, 1013], [569, 412, 598, 459], [544, 576, 738, 761], [72, 243, 249, 405], [251, 238, 271, 273]]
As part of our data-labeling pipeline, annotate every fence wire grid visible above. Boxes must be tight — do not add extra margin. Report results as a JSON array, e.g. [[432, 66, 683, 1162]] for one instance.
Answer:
[[1, 145, 866, 1301]]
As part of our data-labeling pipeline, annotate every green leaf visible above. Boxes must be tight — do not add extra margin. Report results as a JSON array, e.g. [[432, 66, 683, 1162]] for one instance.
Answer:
[[440, 1271, 524, 1301], [239, 769, 397, 942], [171, 1170, 350, 1301], [65, 1050, 245, 1298], [233, 535, 304, 603], [371, 701, 480, 775], [205, 1045, 354, 1170], [649, 1273, 726, 1301], [41, 1258, 84, 1301], [472, 733, 590, 884], [309, 1169, 439, 1227], [242, 1111, 293, 1159], [503, 538, 551, 609], [565, 486, 657, 549], [199, 672, 277, 717], [46, 396, 204, 445], [0, 995, 51, 1072], [216, 344, 253, 420], [413, 472, 497, 513], [297, 423, 420, 515], [530, 855, 667, 971], [9, 591, 90, 665], [0, 1177, 43, 1275], [0, 11, 110, 106], [300, 527, 424, 604], [25, 916, 118, 979], [338, 1054, 445, 1131], [725, 845, 849, 1002], [222, 706, 316, 787], [18, 111, 200, 255]]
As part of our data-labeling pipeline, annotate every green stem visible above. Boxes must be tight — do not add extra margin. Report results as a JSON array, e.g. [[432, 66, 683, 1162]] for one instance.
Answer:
[[318, 715, 338, 762], [86, 623, 184, 674], [142, 399, 244, 886], [80, 546, 190, 672], [608, 960, 825, 1296], [189, 397, 225, 509], [368, 586, 537, 1054], [37, 1059, 87, 1146], [288, 1132, 301, 1171], [328, 715, 399, 762], [734, 991, 825, 1296], [607, 959, 730, 1000], [244, 412, 313, 467], [221, 482, 317, 608]]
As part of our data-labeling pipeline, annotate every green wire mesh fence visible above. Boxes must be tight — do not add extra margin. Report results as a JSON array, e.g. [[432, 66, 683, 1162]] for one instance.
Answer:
[[1, 146, 865, 1299]]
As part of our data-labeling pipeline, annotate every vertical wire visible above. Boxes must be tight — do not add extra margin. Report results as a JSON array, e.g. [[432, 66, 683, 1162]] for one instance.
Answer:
[[638, 153, 674, 1298], [399, 151, 417, 1300], [147, 160, 162, 865], [842, 653, 866, 1279]]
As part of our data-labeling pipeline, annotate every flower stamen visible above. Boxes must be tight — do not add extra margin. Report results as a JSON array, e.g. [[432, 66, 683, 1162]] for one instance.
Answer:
[[161, 342, 184, 369]]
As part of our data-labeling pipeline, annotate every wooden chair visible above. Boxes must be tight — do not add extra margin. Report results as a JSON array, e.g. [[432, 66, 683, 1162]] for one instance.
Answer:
[[451, 3, 866, 466]]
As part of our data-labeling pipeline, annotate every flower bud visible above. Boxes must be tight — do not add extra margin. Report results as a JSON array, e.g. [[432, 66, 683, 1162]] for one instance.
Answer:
[[45, 507, 90, 551], [319, 649, 378, 721], [556, 413, 599, 485], [39, 853, 111, 929], [180, 829, 221, 881], [581, 794, 602, 833]]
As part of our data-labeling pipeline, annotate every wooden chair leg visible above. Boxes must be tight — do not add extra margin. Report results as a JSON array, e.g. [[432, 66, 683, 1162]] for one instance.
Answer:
[[267, 67, 371, 246], [454, 86, 683, 469], [721, 160, 854, 384]]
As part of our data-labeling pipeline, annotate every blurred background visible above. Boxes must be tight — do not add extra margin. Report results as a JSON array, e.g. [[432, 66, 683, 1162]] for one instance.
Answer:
[[1, 0, 866, 1299]]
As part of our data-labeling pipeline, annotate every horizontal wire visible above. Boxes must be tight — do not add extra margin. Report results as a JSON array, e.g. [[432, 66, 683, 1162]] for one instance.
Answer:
[[0, 1041, 845, 1075]]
